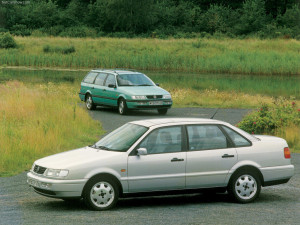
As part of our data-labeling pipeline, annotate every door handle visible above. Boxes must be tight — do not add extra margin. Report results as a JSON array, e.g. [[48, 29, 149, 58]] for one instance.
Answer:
[[171, 158, 184, 162], [222, 154, 235, 158], [103, 89, 106, 91], [91, 87, 94, 89]]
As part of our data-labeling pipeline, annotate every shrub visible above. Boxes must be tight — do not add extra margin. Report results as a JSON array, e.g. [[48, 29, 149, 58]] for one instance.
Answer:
[[10, 24, 31, 36], [43, 45, 75, 54], [238, 97, 300, 134], [0, 32, 17, 49]]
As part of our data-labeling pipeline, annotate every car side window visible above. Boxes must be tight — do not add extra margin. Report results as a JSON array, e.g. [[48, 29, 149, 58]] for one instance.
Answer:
[[105, 75, 116, 87], [138, 126, 182, 154], [83, 72, 98, 84], [94, 73, 107, 86], [222, 126, 251, 147], [187, 125, 228, 151]]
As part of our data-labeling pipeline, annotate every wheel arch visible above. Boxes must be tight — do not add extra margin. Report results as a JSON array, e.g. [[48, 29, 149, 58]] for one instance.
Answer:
[[82, 172, 124, 197], [227, 165, 264, 187], [85, 91, 92, 100]]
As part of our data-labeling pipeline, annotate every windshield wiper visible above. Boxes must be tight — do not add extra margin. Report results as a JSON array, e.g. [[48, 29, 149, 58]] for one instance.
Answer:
[[137, 84, 152, 86], [96, 145, 111, 150]]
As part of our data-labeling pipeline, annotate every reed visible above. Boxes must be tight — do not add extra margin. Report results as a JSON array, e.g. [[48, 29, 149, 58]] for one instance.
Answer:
[[0, 37, 299, 75]]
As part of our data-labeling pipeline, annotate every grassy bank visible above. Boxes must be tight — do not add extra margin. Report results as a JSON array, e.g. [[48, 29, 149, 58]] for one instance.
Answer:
[[1, 37, 300, 75], [0, 81, 103, 177]]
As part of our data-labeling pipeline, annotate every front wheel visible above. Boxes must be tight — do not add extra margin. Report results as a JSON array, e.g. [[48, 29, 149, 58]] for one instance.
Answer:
[[118, 99, 128, 115], [157, 108, 168, 115], [83, 176, 119, 211], [228, 171, 261, 203]]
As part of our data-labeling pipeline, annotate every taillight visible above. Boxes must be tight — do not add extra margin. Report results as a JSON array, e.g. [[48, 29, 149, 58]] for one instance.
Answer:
[[284, 147, 291, 159]]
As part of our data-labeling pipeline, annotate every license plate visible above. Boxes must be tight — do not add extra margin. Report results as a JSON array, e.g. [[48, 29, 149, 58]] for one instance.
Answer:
[[149, 101, 163, 105]]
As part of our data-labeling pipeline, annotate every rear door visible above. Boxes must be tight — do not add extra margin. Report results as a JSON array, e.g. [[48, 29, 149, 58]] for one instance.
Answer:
[[102, 74, 118, 106], [127, 126, 186, 192], [92, 73, 108, 104], [185, 124, 237, 188]]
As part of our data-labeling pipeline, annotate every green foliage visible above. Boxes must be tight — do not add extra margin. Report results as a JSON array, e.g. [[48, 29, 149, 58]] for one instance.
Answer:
[[238, 98, 300, 134], [0, 32, 17, 49], [2, 0, 300, 38], [43, 45, 75, 54]]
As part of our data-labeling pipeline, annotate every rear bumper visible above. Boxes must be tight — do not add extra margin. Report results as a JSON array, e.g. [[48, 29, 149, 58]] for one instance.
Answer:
[[260, 164, 294, 184], [27, 172, 87, 198], [79, 93, 85, 101]]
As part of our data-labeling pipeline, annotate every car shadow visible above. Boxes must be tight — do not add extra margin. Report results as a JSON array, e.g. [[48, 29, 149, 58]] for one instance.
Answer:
[[95, 106, 168, 117]]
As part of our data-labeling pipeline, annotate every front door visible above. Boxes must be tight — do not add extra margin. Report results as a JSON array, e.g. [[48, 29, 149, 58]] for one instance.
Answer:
[[127, 126, 186, 192]]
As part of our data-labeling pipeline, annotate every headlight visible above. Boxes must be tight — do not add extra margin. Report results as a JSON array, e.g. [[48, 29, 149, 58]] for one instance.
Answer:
[[44, 168, 69, 178], [162, 95, 172, 99], [132, 95, 147, 100]]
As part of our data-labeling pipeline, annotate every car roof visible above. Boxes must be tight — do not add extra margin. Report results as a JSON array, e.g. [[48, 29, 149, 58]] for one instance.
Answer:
[[130, 118, 258, 141], [130, 118, 225, 127], [91, 69, 142, 75]]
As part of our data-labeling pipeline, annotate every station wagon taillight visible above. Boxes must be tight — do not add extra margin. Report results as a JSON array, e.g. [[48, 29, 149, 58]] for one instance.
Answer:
[[284, 147, 291, 159]]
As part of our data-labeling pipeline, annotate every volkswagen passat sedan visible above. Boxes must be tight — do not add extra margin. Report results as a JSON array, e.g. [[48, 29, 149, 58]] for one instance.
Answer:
[[27, 118, 294, 210], [79, 69, 172, 115]]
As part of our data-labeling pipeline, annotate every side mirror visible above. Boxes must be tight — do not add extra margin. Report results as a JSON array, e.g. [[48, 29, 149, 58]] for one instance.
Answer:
[[156, 83, 160, 86], [108, 84, 116, 88], [137, 148, 147, 156]]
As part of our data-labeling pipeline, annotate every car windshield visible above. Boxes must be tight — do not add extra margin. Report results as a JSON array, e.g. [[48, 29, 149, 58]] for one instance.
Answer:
[[117, 74, 154, 86], [92, 123, 148, 152]]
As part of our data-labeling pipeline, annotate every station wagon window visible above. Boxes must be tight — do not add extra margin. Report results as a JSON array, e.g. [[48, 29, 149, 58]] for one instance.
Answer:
[[222, 126, 251, 147], [138, 126, 182, 154], [105, 74, 116, 87], [187, 125, 228, 151], [83, 72, 98, 84], [94, 73, 107, 86]]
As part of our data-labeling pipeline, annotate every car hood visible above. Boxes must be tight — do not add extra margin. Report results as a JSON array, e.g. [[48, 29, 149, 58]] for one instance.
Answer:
[[34, 147, 123, 169], [117, 86, 170, 96]]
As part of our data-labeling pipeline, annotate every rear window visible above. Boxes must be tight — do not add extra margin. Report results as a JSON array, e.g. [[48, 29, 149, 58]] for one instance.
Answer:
[[83, 72, 98, 84]]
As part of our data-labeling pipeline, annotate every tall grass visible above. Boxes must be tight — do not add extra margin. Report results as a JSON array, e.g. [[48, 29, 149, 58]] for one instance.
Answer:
[[0, 37, 300, 75], [0, 81, 103, 177]]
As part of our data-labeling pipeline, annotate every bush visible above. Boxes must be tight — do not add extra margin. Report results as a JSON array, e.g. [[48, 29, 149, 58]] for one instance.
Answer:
[[0, 32, 17, 49], [238, 97, 300, 134], [43, 45, 75, 54], [59, 26, 97, 38], [10, 24, 31, 36]]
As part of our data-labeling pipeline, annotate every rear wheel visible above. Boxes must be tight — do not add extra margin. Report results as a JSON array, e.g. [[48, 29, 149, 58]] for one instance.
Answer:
[[85, 94, 96, 110], [83, 176, 119, 211], [118, 99, 128, 115], [228, 170, 261, 203], [157, 108, 168, 115]]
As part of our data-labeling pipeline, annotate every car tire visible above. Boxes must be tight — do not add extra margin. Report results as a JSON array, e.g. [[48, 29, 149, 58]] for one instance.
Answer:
[[157, 108, 168, 115], [85, 94, 96, 110], [118, 99, 128, 115], [83, 176, 119, 211], [227, 170, 261, 203]]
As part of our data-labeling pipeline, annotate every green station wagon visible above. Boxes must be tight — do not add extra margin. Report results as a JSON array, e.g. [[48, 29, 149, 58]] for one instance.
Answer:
[[79, 69, 172, 115]]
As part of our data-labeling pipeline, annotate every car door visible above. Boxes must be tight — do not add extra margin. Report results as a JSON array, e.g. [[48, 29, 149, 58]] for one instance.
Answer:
[[185, 124, 237, 188], [92, 73, 108, 104], [102, 74, 118, 106], [127, 126, 186, 192]]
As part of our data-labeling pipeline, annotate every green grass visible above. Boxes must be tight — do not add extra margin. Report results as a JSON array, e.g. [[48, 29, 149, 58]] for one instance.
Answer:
[[0, 80, 103, 177], [1, 37, 300, 75]]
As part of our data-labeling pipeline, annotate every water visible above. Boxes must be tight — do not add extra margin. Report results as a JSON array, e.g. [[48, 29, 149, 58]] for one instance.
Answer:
[[1, 68, 299, 98]]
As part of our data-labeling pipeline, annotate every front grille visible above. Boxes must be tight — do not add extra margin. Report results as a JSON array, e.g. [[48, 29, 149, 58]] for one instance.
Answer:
[[33, 165, 47, 174], [146, 95, 163, 99]]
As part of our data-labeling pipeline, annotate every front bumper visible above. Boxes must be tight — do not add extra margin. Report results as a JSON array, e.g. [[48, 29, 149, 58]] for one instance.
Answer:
[[126, 99, 173, 110], [27, 172, 87, 198]]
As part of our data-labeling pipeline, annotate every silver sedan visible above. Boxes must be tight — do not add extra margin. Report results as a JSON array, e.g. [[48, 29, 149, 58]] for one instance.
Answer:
[[27, 118, 294, 210]]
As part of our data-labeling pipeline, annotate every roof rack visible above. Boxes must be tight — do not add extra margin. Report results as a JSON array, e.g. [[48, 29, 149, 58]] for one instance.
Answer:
[[113, 68, 137, 72]]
